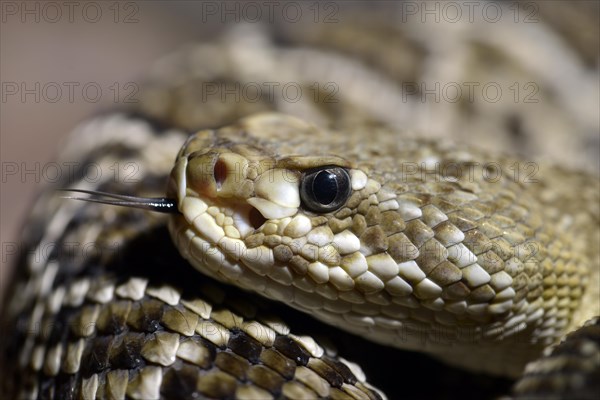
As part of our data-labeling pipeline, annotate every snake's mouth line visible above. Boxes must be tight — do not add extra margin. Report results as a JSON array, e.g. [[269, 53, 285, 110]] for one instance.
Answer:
[[192, 196, 267, 241], [177, 193, 278, 270]]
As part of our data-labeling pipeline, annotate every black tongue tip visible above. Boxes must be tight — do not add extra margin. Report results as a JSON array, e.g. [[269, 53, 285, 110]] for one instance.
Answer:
[[58, 188, 180, 214]]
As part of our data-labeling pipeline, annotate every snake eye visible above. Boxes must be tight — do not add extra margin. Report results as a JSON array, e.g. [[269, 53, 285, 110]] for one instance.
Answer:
[[300, 167, 351, 213]]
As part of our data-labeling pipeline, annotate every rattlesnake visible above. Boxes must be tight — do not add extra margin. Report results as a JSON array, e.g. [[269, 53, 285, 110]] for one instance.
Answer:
[[2, 3, 599, 399]]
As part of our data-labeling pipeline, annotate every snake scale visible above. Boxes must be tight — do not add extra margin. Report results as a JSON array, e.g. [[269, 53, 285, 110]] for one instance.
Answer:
[[2, 3, 599, 399]]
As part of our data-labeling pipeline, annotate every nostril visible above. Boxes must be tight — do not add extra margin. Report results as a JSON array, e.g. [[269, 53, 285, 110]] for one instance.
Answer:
[[214, 159, 227, 191]]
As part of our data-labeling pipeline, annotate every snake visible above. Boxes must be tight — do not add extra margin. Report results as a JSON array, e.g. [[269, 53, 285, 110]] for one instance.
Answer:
[[2, 3, 599, 399]]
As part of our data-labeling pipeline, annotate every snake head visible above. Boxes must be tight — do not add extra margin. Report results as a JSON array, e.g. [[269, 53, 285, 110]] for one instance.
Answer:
[[167, 112, 592, 378], [167, 113, 390, 311]]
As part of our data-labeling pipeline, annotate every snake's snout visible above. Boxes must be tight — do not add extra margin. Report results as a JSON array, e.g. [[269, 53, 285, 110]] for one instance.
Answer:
[[170, 134, 305, 246], [184, 147, 302, 220]]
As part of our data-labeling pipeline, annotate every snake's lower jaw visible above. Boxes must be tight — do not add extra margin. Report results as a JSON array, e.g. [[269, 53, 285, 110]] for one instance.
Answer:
[[169, 210, 539, 378]]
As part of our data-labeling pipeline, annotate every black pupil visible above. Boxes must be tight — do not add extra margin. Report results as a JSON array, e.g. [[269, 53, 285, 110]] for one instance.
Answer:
[[312, 170, 338, 205]]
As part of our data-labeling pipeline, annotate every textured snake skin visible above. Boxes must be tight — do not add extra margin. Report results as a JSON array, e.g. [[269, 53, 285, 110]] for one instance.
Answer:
[[2, 3, 599, 399]]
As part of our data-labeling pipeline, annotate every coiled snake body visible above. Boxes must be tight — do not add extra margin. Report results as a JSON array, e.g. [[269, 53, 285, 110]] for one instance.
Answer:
[[2, 9, 599, 400]]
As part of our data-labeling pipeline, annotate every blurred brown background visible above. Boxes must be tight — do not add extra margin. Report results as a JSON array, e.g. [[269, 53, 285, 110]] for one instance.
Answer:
[[0, 3, 231, 300]]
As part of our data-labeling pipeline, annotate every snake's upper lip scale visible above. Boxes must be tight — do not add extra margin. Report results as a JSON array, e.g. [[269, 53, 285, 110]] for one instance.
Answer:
[[188, 196, 261, 241], [58, 188, 181, 214]]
